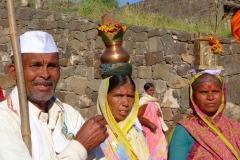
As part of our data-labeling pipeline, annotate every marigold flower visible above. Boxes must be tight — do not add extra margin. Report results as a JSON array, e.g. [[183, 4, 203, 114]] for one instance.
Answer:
[[208, 36, 223, 54]]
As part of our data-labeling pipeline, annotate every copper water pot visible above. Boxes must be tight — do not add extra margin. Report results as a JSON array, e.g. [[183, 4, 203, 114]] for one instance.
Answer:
[[100, 41, 130, 63]]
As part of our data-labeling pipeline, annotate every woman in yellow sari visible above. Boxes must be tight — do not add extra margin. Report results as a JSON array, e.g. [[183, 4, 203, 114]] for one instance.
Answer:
[[94, 63, 150, 160]]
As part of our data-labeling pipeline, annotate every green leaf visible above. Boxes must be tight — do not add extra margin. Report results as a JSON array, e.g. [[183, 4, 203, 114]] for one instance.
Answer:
[[113, 28, 124, 41], [98, 30, 110, 42]]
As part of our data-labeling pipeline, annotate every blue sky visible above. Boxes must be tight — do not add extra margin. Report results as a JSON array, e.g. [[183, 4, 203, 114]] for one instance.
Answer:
[[118, 0, 142, 7]]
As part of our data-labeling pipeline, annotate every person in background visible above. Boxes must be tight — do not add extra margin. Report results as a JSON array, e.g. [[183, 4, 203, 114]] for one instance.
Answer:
[[0, 87, 5, 101], [138, 83, 168, 160], [168, 70, 240, 159], [0, 31, 108, 160]]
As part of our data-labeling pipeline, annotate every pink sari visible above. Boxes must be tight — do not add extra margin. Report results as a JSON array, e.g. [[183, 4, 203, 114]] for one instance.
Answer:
[[170, 74, 240, 159], [142, 102, 168, 160]]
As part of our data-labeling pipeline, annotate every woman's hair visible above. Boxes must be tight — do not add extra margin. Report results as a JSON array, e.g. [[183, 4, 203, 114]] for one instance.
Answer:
[[143, 83, 154, 91], [192, 73, 222, 92], [108, 75, 136, 93]]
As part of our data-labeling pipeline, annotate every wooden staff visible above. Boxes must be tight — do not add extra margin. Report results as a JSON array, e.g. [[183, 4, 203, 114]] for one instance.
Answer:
[[6, 0, 32, 155]]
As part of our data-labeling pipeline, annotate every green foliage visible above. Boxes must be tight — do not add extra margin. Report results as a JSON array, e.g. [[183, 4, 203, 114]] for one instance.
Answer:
[[45, 0, 232, 38], [78, 0, 118, 20], [98, 30, 111, 42]]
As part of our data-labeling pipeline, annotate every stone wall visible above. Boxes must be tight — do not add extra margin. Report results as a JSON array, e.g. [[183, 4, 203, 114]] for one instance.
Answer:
[[131, 0, 240, 22], [0, 4, 240, 134]]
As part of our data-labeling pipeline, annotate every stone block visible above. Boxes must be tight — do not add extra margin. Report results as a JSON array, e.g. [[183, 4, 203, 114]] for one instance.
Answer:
[[123, 30, 135, 41], [38, 20, 47, 30], [56, 78, 67, 91], [65, 92, 78, 108], [54, 91, 66, 103], [79, 94, 93, 108], [0, 74, 15, 89], [160, 35, 177, 55], [132, 26, 146, 33], [0, 36, 9, 44], [161, 88, 180, 108], [75, 65, 87, 77], [227, 74, 240, 105], [180, 85, 190, 108], [177, 31, 192, 42], [81, 22, 94, 31], [87, 67, 94, 81], [92, 92, 98, 104], [0, 44, 7, 52], [181, 54, 193, 64], [123, 40, 134, 54], [176, 63, 190, 77], [95, 37, 105, 49], [153, 63, 171, 80], [145, 52, 164, 66], [134, 79, 146, 94], [133, 32, 148, 42], [57, 20, 67, 29], [130, 55, 143, 66], [35, 10, 47, 19], [58, 38, 68, 49], [67, 76, 87, 95], [220, 44, 230, 55], [231, 43, 240, 54], [19, 8, 32, 21], [137, 66, 152, 79], [86, 29, 96, 40], [87, 79, 101, 91], [68, 21, 82, 31], [178, 43, 187, 55], [148, 37, 163, 53], [161, 108, 173, 121], [75, 32, 87, 42], [135, 42, 148, 55], [220, 55, 240, 76], [0, 19, 8, 28], [0, 9, 7, 18], [167, 74, 188, 89], [60, 66, 75, 79], [85, 87, 93, 95], [147, 28, 160, 38], [225, 102, 240, 122], [149, 79, 167, 94], [69, 40, 80, 51], [172, 113, 184, 122]]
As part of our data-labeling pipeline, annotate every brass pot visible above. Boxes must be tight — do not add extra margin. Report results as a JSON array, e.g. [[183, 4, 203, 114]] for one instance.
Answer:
[[100, 41, 130, 63]]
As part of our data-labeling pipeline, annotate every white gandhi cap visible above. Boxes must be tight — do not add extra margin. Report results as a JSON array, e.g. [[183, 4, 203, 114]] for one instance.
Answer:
[[11, 30, 59, 56]]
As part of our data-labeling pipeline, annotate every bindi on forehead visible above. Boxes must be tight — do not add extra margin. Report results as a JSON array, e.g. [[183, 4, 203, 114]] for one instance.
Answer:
[[125, 90, 128, 96], [208, 85, 212, 90]]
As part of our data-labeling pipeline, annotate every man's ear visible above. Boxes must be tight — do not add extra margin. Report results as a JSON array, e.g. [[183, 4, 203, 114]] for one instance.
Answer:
[[8, 64, 17, 81]]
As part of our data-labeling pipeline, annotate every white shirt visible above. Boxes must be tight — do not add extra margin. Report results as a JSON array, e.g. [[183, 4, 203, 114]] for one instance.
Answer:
[[0, 99, 87, 160]]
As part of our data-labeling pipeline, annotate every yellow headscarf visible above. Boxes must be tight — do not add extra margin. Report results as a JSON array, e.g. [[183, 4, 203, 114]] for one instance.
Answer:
[[97, 77, 150, 160]]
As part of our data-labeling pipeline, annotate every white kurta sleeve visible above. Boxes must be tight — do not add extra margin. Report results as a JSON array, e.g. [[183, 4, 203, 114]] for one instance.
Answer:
[[57, 140, 87, 160], [0, 104, 32, 160]]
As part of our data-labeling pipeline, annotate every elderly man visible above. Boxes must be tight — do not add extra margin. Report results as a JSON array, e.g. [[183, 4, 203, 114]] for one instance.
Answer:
[[0, 31, 108, 159]]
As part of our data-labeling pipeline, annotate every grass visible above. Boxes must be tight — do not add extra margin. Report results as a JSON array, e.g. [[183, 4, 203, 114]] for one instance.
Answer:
[[44, 0, 232, 38]]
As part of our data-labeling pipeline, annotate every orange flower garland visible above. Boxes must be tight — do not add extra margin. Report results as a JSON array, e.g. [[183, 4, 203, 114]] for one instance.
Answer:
[[97, 23, 126, 34], [209, 36, 223, 54]]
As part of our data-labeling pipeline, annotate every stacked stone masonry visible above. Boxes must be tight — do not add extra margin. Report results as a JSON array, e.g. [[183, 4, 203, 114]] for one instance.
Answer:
[[0, 4, 240, 135], [131, 0, 240, 22]]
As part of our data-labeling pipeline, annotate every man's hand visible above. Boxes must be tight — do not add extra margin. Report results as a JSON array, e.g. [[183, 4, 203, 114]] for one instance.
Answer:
[[75, 115, 108, 151]]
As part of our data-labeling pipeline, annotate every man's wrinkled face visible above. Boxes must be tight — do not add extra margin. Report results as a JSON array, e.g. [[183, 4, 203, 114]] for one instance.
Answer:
[[22, 53, 60, 104]]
